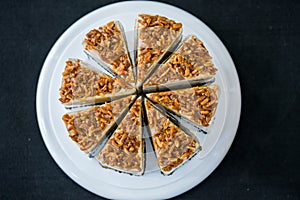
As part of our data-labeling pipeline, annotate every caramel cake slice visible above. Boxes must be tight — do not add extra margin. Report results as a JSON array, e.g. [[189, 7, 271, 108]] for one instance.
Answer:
[[135, 14, 182, 86], [97, 97, 144, 175], [59, 59, 135, 108], [147, 85, 219, 128], [143, 36, 217, 91], [145, 99, 200, 175], [62, 95, 136, 154], [83, 21, 135, 85]]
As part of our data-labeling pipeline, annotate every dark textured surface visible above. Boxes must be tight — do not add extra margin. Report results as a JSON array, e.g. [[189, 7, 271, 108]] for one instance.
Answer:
[[0, 0, 299, 199]]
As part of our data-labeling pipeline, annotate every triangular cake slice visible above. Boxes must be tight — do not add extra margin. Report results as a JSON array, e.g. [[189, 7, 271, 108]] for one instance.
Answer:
[[147, 85, 219, 127], [144, 36, 217, 91], [135, 14, 183, 85], [83, 21, 135, 85], [62, 95, 136, 154], [97, 97, 144, 175], [145, 99, 200, 175], [59, 59, 135, 108]]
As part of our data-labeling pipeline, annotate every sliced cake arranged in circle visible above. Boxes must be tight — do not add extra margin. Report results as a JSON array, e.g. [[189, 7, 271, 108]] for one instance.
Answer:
[[59, 59, 135, 108], [147, 85, 219, 128], [83, 21, 135, 85], [143, 35, 217, 92], [97, 97, 144, 175], [145, 99, 200, 175], [59, 15, 221, 176], [62, 95, 136, 155], [135, 14, 183, 86]]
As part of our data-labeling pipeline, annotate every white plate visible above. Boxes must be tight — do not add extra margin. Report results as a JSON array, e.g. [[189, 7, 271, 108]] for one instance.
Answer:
[[36, 1, 241, 199]]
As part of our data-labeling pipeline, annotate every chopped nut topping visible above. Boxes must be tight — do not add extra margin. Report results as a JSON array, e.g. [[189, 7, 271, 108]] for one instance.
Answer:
[[136, 14, 182, 82], [148, 86, 218, 127], [138, 14, 182, 31], [98, 99, 143, 173], [62, 96, 133, 152], [144, 36, 217, 86], [59, 59, 130, 103], [84, 21, 134, 83], [145, 100, 199, 173]]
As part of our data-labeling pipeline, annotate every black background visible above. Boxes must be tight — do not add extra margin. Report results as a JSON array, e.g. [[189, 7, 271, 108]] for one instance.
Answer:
[[0, 0, 299, 199]]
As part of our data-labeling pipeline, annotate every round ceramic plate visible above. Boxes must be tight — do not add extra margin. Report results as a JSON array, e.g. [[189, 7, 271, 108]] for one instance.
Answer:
[[36, 1, 241, 199]]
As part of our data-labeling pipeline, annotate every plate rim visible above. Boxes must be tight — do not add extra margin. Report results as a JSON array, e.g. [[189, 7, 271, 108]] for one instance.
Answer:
[[36, 1, 241, 199]]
